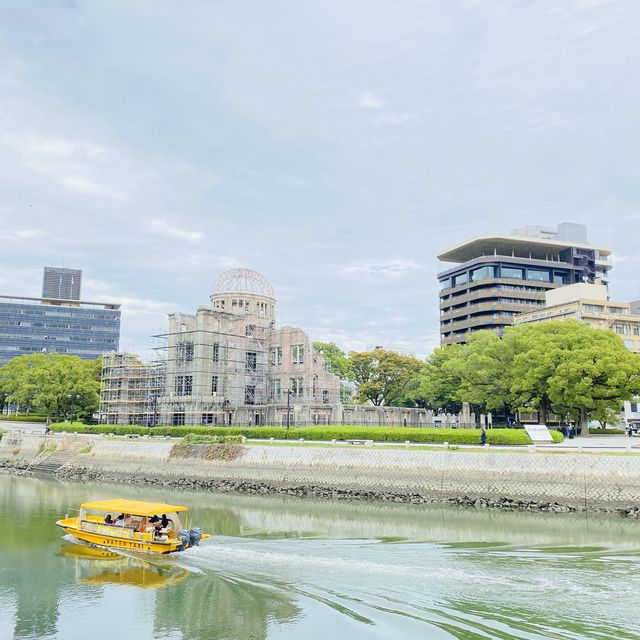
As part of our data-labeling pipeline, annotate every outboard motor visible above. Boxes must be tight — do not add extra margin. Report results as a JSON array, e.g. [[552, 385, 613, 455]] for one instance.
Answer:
[[177, 529, 191, 551], [189, 527, 203, 547]]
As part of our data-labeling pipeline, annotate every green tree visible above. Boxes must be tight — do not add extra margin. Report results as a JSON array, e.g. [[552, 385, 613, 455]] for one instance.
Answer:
[[0, 354, 46, 414], [312, 342, 352, 379], [313, 342, 354, 403], [410, 344, 464, 412], [506, 321, 640, 433], [447, 331, 516, 415], [348, 348, 422, 406], [0, 354, 100, 422]]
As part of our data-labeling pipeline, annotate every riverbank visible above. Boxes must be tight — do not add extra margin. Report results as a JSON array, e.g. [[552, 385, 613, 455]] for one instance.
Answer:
[[2, 430, 640, 518]]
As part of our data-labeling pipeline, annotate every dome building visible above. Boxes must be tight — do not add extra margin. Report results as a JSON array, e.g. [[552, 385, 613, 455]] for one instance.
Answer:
[[158, 268, 341, 426]]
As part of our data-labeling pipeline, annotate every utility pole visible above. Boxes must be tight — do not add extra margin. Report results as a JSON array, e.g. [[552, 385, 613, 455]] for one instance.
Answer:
[[285, 389, 293, 435]]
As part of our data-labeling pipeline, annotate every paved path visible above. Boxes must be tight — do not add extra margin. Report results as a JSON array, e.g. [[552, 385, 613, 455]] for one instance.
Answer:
[[0, 421, 47, 433]]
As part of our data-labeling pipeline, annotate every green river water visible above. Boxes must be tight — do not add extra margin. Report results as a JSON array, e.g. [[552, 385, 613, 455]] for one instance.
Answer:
[[1, 474, 639, 640]]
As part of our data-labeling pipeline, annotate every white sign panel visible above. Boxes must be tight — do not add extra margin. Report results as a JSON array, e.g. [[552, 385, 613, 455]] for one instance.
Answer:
[[524, 424, 554, 443]]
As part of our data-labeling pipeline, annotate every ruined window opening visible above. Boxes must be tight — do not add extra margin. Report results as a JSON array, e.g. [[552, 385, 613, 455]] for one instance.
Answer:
[[211, 375, 218, 394], [175, 375, 193, 396], [246, 351, 257, 372], [245, 385, 256, 405], [212, 343, 220, 362], [270, 346, 282, 365], [292, 345, 304, 365], [290, 377, 303, 397], [172, 412, 185, 426]]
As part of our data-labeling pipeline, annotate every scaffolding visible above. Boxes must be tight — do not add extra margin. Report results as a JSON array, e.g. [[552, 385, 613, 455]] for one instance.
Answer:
[[99, 352, 166, 426]]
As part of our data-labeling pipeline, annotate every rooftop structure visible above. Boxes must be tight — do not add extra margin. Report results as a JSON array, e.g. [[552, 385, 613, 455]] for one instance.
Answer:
[[42, 267, 82, 301], [437, 222, 612, 345]]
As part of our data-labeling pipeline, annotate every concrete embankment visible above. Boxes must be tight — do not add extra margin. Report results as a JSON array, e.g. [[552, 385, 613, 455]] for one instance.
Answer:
[[2, 431, 640, 517]]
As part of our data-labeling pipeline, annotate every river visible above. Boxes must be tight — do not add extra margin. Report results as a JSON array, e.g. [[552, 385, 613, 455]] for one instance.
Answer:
[[1, 474, 638, 639]]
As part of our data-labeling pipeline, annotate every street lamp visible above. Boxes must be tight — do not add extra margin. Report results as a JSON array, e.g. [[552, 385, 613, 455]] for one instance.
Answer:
[[284, 389, 294, 435]]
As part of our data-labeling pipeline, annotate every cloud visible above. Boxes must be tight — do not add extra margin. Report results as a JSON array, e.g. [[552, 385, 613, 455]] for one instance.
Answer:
[[358, 92, 384, 109], [0, 132, 125, 199], [146, 219, 205, 243], [371, 112, 418, 127], [338, 259, 424, 280], [61, 175, 124, 199], [0, 228, 43, 242]]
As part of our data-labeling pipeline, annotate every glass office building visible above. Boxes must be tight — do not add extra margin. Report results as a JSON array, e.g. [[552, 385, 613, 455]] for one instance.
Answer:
[[0, 295, 121, 366]]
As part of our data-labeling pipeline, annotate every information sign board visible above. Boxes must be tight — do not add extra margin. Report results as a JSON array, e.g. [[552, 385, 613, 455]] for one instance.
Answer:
[[524, 424, 553, 443]]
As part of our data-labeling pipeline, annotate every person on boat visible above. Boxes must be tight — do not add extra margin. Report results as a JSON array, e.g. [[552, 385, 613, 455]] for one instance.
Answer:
[[115, 514, 125, 527], [149, 514, 160, 524], [104, 514, 113, 524], [161, 514, 170, 529]]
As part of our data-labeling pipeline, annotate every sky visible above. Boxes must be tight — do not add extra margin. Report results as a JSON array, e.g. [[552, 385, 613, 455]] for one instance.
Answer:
[[1, 0, 639, 360]]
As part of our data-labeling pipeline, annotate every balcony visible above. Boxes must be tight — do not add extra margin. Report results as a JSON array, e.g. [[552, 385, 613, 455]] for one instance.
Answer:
[[442, 314, 515, 333], [441, 300, 544, 322], [440, 277, 556, 299]]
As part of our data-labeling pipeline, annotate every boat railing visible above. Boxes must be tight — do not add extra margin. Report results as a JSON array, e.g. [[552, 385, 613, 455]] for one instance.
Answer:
[[80, 520, 136, 540]]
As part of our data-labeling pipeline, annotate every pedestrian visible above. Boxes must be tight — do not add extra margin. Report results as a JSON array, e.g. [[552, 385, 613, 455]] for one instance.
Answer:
[[480, 428, 487, 446]]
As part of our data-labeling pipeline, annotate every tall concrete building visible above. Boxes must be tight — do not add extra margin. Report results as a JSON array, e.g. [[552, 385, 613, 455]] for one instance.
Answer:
[[437, 222, 612, 344], [42, 267, 82, 301], [0, 269, 121, 366]]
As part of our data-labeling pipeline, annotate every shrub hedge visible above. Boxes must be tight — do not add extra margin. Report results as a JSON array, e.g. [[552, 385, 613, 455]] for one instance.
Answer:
[[589, 428, 625, 435], [0, 415, 47, 423], [50, 422, 563, 445]]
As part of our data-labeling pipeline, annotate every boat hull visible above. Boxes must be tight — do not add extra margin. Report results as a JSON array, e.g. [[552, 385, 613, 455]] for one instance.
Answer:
[[57, 520, 182, 554]]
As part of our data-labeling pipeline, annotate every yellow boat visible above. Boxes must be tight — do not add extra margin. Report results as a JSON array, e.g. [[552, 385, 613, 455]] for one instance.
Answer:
[[56, 498, 211, 554]]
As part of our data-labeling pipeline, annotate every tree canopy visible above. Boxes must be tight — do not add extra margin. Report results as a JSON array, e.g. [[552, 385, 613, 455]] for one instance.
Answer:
[[412, 321, 640, 431], [0, 354, 101, 421], [347, 348, 422, 406]]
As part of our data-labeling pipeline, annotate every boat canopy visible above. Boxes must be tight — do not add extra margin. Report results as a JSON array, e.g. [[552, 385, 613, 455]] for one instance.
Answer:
[[79, 499, 188, 516]]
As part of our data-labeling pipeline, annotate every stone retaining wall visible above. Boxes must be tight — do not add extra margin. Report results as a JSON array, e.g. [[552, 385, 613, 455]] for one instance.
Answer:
[[2, 431, 640, 514]]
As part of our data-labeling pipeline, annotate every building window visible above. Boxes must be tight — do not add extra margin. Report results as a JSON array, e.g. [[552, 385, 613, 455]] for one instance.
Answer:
[[270, 346, 282, 365], [245, 385, 256, 405], [211, 375, 218, 394], [176, 341, 194, 363], [172, 412, 185, 426], [212, 342, 220, 362], [272, 379, 281, 397], [292, 345, 304, 365], [290, 377, 303, 397], [452, 273, 468, 287], [614, 324, 630, 335], [175, 375, 193, 396], [246, 324, 256, 337], [527, 269, 551, 282], [609, 307, 623, 315], [471, 266, 496, 281], [246, 351, 257, 372], [502, 267, 523, 279], [439, 279, 450, 291], [584, 304, 604, 313], [201, 413, 216, 425], [553, 273, 567, 285]]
